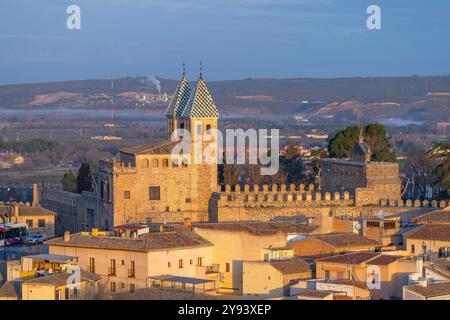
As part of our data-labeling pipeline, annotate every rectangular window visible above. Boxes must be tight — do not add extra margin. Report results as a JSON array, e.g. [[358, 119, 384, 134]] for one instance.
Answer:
[[185, 198, 191, 203], [130, 284, 135, 293], [325, 270, 330, 280], [73, 288, 79, 299], [124, 191, 131, 199], [225, 263, 230, 272], [197, 257, 203, 267], [109, 259, 116, 276], [38, 219, 45, 228], [411, 244, 415, 254], [162, 159, 169, 168], [26, 220, 33, 228], [55, 289, 62, 300], [179, 259, 183, 269], [89, 257, 95, 273], [110, 282, 116, 293], [128, 261, 135, 278], [65, 287, 70, 300], [168, 262, 171, 268], [149, 186, 160, 200]]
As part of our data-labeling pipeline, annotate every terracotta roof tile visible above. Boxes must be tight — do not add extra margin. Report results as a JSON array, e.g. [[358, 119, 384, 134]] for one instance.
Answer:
[[406, 223, 450, 242], [404, 281, 450, 298], [270, 260, 311, 275]]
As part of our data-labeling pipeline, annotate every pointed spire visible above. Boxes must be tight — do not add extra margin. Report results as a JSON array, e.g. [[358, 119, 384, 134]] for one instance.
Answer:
[[165, 66, 191, 118], [199, 61, 203, 80], [358, 124, 364, 144], [181, 73, 219, 119]]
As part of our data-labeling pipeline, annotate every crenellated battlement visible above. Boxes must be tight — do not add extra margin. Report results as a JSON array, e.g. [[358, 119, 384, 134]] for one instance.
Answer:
[[212, 184, 449, 210], [213, 184, 353, 208]]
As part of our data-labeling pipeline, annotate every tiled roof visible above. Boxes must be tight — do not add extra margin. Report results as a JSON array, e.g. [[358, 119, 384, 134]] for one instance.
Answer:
[[24, 270, 101, 285], [414, 207, 450, 224], [270, 260, 311, 275], [46, 227, 212, 252], [0, 204, 55, 216], [181, 78, 219, 119], [311, 233, 378, 248], [194, 221, 316, 236], [120, 140, 180, 156], [165, 75, 191, 118], [406, 223, 450, 242], [297, 290, 333, 298], [428, 258, 450, 279], [404, 281, 450, 298], [325, 279, 368, 290], [315, 252, 400, 266], [0, 281, 21, 299]]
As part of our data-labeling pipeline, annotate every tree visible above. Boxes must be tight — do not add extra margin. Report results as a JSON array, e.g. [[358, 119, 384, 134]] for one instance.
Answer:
[[61, 170, 77, 193], [427, 143, 450, 198], [328, 123, 396, 162], [77, 161, 93, 193]]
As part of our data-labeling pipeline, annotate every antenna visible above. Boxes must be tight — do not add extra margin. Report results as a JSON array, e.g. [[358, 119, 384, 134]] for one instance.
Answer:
[[182, 61, 186, 77], [199, 61, 203, 79]]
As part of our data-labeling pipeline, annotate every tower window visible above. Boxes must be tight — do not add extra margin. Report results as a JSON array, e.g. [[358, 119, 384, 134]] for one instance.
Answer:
[[152, 159, 159, 168], [196, 124, 202, 135], [142, 159, 149, 168], [206, 124, 211, 132], [149, 186, 160, 200]]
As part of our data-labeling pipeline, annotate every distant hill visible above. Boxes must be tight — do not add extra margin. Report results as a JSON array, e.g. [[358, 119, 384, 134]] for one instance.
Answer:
[[1, 76, 450, 124]]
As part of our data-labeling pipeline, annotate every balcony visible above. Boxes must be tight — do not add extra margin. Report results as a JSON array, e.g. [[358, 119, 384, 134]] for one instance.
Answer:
[[205, 264, 220, 274], [108, 267, 116, 277]]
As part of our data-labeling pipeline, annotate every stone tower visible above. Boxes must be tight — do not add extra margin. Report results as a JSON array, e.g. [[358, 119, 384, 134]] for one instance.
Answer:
[[179, 69, 220, 211]]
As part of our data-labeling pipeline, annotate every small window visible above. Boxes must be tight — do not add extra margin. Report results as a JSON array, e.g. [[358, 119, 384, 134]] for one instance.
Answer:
[[172, 158, 179, 167], [26, 220, 33, 228], [130, 284, 135, 293], [73, 288, 79, 299], [185, 198, 191, 203], [198, 257, 203, 267], [55, 289, 62, 300], [142, 159, 149, 168], [179, 259, 183, 268], [152, 159, 159, 168], [162, 159, 169, 168], [124, 191, 131, 199], [182, 159, 188, 167], [325, 270, 330, 280], [168, 262, 171, 268], [38, 219, 45, 228], [206, 124, 211, 132], [225, 263, 230, 272], [88, 258, 95, 273], [110, 282, 116, 293], [149, 186, 160, 200], [190, 259, 193, 265], [165, 206, 170, 212], [65, 287, 70, 300], [411, 244, 415, 254]]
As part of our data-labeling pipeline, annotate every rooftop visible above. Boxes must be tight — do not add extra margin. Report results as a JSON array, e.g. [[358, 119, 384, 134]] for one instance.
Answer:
[[406, 223, 450, 242], [270, 260, 311, 275], [45, 226, 212, 252], [0, 203, 55, 216], [24, 270, 101, 286], [404, 281, 450, 298], [414, 207, 450, 225], [297, 290, 333, 298], [23, 254, 76, 264], [120, 140, 180, 156], [0, 281, 21, 299], [316, 252, 402, 266], [307, 233, 378, 248], [194, 221, 317, 236]]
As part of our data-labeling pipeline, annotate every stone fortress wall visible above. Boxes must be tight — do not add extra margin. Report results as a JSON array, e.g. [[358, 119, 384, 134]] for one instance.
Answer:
[[209, 183, 449, 223]]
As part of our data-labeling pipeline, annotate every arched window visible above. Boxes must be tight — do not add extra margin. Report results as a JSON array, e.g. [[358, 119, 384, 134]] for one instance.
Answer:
[[152, 159, 159, 168], [206, 124, 211, 131], [142, 159, 149, 168]]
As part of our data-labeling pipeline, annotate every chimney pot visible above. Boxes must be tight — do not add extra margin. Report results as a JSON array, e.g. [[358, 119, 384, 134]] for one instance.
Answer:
[[63, 231, 70, 242]]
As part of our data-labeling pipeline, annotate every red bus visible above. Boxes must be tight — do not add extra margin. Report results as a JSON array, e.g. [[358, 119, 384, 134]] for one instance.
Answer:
[[0, 222, 28, 246]]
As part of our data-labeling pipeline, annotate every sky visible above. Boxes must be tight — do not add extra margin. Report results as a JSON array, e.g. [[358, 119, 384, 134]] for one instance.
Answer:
[[0, 0, 449, 84]]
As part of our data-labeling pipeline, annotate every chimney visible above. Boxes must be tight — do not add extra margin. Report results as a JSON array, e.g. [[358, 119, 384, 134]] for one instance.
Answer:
[[183, 217, 192, 230], [32, 183, 39, 207], [63, 231, 71, 242]]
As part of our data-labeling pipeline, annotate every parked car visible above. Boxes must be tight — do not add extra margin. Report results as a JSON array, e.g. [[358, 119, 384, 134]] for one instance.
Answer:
[[25, 234, 46, 245]]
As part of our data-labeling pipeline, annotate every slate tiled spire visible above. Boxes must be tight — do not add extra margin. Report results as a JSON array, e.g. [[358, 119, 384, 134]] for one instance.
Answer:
[[165, 72, 191, 118], [181, 75, 219, 119]]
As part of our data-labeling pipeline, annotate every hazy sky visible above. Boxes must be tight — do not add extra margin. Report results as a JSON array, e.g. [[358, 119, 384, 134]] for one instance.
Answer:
[[1, 0, 449, 84]]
